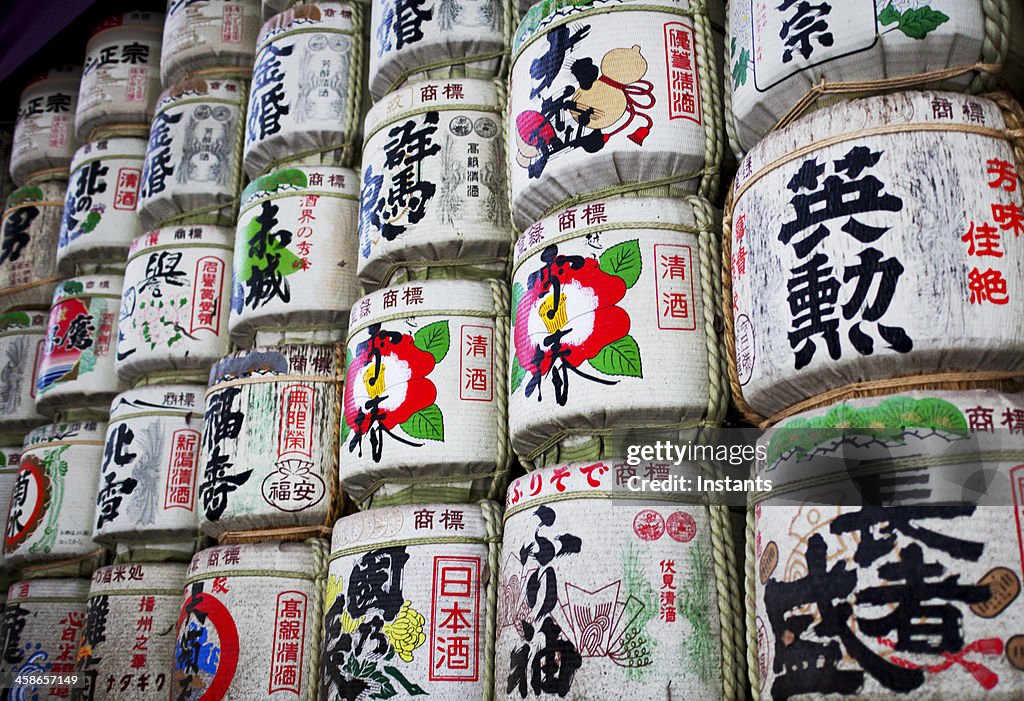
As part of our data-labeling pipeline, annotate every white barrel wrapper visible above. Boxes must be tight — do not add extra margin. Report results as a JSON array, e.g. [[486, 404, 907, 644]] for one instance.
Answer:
[[729, 91, 1024, 421], [10, 66, 80, 186], [368, 0, 504, 100], [2, 421, 106, 567], [57, 138, 147, 273], [496, 461, 727, 700], [230, 166, 360, 346], [0, 181, 66, 312], [243, 2, 364, 177], [75, 562, 188, 701], [138, 77, 249, 230], [36, 275, 125, 415], [0, 445, 22, 573], [320, 502, 498, 699], [727, 1, 1024, 154], [116, 226, 233, 383], [93, 385, 205, 546], [199, 344, 340, 536], [0, 311, 48, 433], [0, 579, 90, 693], [509, 196, 722, 464], [508, 0, 722, 228], [342, 279, 508, 506], [172, 541, 325, 699], [358, 78, 510, 288], [753, 389, 1024, 699], [161, 0, 263, 86], [75, 12, 165, 142]]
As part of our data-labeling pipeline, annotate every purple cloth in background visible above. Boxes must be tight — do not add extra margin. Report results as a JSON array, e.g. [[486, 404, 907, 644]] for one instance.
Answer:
[[0, 0, 96, 86]]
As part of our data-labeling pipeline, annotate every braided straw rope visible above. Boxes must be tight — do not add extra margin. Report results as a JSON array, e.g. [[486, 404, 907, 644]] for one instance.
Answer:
[[745, 506, 759, 700], [480, 499, 503, 701], [306, 536, 329, 701]]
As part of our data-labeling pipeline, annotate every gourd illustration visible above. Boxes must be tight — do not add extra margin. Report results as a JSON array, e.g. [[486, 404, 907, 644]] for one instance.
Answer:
[[570, 44, 655, 144]]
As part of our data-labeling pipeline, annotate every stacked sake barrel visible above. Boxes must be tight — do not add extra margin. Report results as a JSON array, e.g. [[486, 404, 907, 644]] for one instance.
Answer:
[[724, 4, 1024, 699]]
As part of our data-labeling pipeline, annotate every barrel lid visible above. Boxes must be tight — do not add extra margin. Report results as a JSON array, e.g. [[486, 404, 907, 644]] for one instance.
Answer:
[[240, 166, 359, 209], [347, 279, 505, 335], [108, 384, 207, 423], [70, 137, 147, 171], [5, 182, 62, 209], [7, 577, 91, 601], [363, 78, 501, 143], [24, 420, 107, 447], [186, 540, 323, 580], [127, 225, 235, 261], [89, 11, 165, 39], [330, 503, 488, 554], [51, 275, 123, 303], [155, 76, 249, 113], [0, 310, 48, 334], [88, 562, 188, 595], [257, 2, 355, 49], [22, 65, 82, 91], [209, 343, 341, 386]]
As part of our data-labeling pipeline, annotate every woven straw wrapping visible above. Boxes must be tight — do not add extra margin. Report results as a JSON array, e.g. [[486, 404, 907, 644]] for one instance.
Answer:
[[724, 90, 1024, 428], [495, 460, 745, 700], [726, 0, 1024, 156], [507, 0, 725, 230], [115, 227, 233, 384], [749, 388, 1024, 700], [0, 445, 23, 573], [92, 385, 206, 547], [367, 0, 507, 100], [137, 77, 250, 232], [230, 166, 361, 348], [0, 311, 49, 433], [57, 137, 147, 274], [358, 78, 512, 289], [340, 278, 512, 508], [508, 195, 727, 468], [161, 0, 263, 87], [198, 344, 343, 538], [0, 579, 90, 694], [243, 2, 366, 177], [0, 181, 66, 313], [2, 421, 106, 568], [36, 275, 125, 415], [321, 502, 502, 700], [74, 12, 165, 143], [10, 66, 81, 187], [72, 562, 188, 701], [172, 539, 328, 700]]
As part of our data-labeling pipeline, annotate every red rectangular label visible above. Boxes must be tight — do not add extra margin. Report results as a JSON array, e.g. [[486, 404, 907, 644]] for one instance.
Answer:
[[222, 4, 243, 43], [126, 66, 147, 102], [459, 325, 493, 402], [278, 383, 315, 459], [164, 428, 199, 511], [654, 243, 697, 331], [664, 22, 701, 124], [429, 556, 481, 682], [269, 590, 307, 695], [114, 167, 141, 210], [190, 256, 224, 334]]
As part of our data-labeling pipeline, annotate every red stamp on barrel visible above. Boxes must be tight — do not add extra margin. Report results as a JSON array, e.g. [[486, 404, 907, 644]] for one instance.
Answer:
[[633, 509, 665, 540], [667, 510, 697, 542]]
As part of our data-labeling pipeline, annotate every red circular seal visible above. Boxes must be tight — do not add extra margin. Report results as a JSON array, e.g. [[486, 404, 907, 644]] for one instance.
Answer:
[[632, 510, 665, 541], [667, 511, 697, 543]]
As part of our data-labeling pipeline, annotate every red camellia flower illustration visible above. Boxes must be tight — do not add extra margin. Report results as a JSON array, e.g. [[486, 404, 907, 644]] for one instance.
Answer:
[[344, 324, 440, 462], [514, 244, 633, 405]]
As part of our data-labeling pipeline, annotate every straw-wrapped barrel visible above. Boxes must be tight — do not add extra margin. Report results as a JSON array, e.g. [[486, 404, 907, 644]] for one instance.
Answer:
[[0, 181, 66, 312], [10, 66, 80, 186], [161, 0, 262, 87], [0, 311, 48, 433]]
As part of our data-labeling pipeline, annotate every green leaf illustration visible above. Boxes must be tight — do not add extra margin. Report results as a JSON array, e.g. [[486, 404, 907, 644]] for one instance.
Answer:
[[241, 167, 309, 202], [588, 335, 642, 377], [878, 2, 901, 25], [401, 403, 444, 441], [412, 320, 450, 363], [82, 210, 102, 233], [510, 358, 527, 394], [897, 6, 949, 39], [598, 239, 643, 289], [382, 666, 427, 696], [731, 38, 750, 88], [511, 281, 525, 328]]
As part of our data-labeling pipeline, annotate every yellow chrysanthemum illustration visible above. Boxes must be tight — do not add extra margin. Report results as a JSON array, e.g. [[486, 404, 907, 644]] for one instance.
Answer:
[[325, 574, 344, 605], [382, 601, 426, 662]]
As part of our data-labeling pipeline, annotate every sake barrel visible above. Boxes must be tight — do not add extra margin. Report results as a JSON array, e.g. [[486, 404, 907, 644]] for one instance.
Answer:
[[0, 181, 65, 311], [35, 275, 124, 414], [243, 2, 364, 178], [75, 562, 188, 701], [508, 196, 725, 466], [508, 0, 723, 229], [57, 138, 147, 273], [0, 311, 48, 432], [367, 0, 505, 100], [2, 420, 106, 567], [321, 501, 500, 699], [341, 279, 509, 507], [229, 166, 360, 346], [113, 537, 202, 564], [0, 579, 89, 692], [752, 389, 1024, 699], [0, 444, 22, 571], [172, 540, 326, 699], [727, 90, 1024, 425], [116, 226, 233, 383], [728, 2, 1024, 155], [76, 12, 165, 143], [161, 0, 263, 87], [92, 385, 206, 546], [137, 77, 249, 231], [199, 344, 341, 537], [496, 460, 740, 700], [358, 78, 511, 288], [10, 66, 80, 186]]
